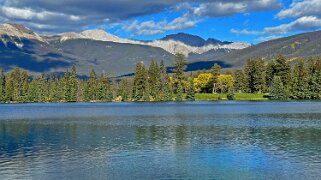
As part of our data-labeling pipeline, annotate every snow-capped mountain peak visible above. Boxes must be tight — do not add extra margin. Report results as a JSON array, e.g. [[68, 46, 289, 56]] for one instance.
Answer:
[[0, 23, 250, 55], [0, 23, 44, 42], [80, 29, 122, 42], [56, 29, 250, 55]]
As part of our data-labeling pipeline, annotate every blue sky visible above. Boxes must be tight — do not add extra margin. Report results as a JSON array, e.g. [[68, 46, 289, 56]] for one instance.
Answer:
[[0, 0, 321, 44]]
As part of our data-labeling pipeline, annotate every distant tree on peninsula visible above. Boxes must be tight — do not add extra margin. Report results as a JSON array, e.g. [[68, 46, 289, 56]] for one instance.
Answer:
[[133, 62, 148, 101], [173, 53, 187, 101]]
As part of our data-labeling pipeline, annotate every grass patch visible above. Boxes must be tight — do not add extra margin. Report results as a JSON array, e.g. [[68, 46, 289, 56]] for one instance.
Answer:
[[195, 93, 268, 101]]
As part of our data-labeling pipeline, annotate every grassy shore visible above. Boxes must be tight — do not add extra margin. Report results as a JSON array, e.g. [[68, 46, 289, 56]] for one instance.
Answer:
[[195, 93, 268, 101]]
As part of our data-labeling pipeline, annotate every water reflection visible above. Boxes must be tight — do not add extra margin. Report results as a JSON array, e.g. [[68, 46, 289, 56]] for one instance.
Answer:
[[0, 102, 321, 179]]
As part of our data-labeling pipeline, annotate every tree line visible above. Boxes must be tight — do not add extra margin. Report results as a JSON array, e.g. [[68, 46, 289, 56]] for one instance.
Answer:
[[1, 54, 321, 103], [0, 53, 195, 103]]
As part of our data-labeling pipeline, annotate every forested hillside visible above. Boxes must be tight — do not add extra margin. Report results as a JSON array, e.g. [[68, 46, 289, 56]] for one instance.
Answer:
[[1, 54, 321, 103]]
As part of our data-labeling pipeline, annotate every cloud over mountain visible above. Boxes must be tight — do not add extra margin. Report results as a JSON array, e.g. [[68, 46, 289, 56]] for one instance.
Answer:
[[0, 0, 282, 34], [231, 0, 321, 40]]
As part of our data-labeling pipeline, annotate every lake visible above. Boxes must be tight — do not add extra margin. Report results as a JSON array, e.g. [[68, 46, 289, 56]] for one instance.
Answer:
[[1, 101, 321, 179]]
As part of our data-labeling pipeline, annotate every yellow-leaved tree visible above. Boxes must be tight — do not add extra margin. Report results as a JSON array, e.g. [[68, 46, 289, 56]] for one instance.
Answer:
[[193, 73, 213, 93], [217, 74, 234, 93]]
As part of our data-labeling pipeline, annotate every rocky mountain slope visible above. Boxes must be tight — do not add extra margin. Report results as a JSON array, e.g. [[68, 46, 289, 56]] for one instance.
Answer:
[[3, 23, 321, 77], [0, 23, 248, 76], [54, 29, 249, 56], [204, 30, 321, 68]]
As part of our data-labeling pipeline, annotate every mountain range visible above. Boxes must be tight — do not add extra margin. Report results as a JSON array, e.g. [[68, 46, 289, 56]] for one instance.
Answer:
[[1, 23, 321, 76]]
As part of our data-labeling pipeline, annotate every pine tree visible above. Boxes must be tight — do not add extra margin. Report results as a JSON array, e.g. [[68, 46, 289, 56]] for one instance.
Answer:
[[270, 76, 287, 100], [233, 70, 246, 93], [70, 66, 78, 101], [20, 70, 29, 102], [148, 60, 161, 101], [159, 60, 169, 101], [0, 69, 5, 102], [290, 59, 309, 99], [88, 69, 97, 101], [133, 63, 148, 101], [210, 64, 221, 93], [265, 60, 276, 89], [5, 69, 14, 102], [173, 53, 187, 101], [244, 58, 266, 93], [274, 55, 291, 87], [37, 74, 47, 102], [117, 79, 131, 101], [96, 73, 110, 101], [62, 69, 71, 102], [48, 73, 58, 102], [163, 75, 173, 101], [307, 58, 321, 99], [28, 79, 38, 102], [186, 77, 195, 101]]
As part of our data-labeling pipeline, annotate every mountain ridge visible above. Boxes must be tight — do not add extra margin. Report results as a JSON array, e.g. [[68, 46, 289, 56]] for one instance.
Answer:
[[1, 23, 321, 77], [52, 29, 249, 55]]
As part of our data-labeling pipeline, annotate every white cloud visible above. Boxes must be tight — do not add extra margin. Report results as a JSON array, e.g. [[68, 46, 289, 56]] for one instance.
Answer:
[[264, 16, 321, 34], [0, 6, 81, 22], [123, 14, 200, 36], [230, 28, 263, 35], [231, 16, 321, 36], [277, 0, 321, 19], [193, 0, 281, 17], [0, 0, 284, 34], [255, 35, 284, 42]]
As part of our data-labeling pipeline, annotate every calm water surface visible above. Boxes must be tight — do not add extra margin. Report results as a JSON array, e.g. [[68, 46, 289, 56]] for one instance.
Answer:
[[1, 101, 321, 179]]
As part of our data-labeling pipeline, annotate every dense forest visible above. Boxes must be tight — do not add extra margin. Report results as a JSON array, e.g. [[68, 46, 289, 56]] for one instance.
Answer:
[[1, 54, 321, 103]]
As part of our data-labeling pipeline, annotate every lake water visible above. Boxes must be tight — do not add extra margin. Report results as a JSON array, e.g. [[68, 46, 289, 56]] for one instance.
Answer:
[[1, 101, 321, 179]]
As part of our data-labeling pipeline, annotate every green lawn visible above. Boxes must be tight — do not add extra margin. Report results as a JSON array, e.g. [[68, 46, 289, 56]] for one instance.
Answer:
[[195, 93, 268, 101]]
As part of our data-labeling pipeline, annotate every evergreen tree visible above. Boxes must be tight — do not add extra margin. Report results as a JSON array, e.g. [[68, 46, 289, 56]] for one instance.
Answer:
[[5, 69, 17, 102], [0, 69, 5, 102], [62, 69, 71, 102], [162, 75, 173, 101], [96, 73, 112, 101], [117, 79, 131, 101], [20, 70, 29, 102], [274, 55, 291, 87], [37, 74, 47, 102], [173, 53, 187, 101], [270, 76, 287, 100], [70, 66, 78, 101], [290, 59, 309, 99], [133, 63, 148, 101], [244, 58, 266, 93], [233, 70, 246, 93], [159, 60, 170, 101], [28, 79, 38, 102], [265, 60, 276, 89], [148, 60, 161, 101], [307, 58, 321, 99], [48, 73, 61, 102], [88, 69, 97, 101], [210, 64, 221, 93], [186, 77, 195, 101]]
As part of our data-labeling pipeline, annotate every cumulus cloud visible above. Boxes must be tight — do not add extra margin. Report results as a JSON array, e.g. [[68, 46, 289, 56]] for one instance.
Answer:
[[277, 0, 321, 19], [232, 0, 321, 37], [0, 0, 283, 35], [123, 14, 200, 36], [255, 35, 284, 42], [265, 16, 321, 34], [230, 28, 263, 35], [232, 16, 321, 36], [193, 0, 281, 17]]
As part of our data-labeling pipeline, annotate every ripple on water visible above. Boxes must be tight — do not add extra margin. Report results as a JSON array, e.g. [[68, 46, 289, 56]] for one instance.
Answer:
[[1, 102, 321, 179]]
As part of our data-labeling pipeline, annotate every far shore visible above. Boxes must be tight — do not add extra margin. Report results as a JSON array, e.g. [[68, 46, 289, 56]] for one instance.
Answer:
[[0, 93, 269, 104]]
